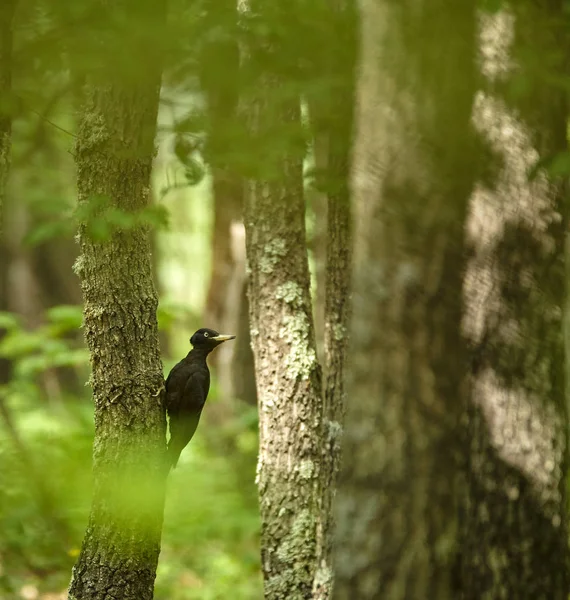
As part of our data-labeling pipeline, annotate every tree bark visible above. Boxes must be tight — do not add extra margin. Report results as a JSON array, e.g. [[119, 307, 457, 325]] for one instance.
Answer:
[[308, 2, 357, 596], [460, 8, 569, 597], [243, 8, 326, 596], [334, 1, 477, 598], [0, 0, 15, 384], [245, 104, 324, 599], [67, 2, 168, 599], [0, 0, 13, 221], [200, 0, 257, 407]]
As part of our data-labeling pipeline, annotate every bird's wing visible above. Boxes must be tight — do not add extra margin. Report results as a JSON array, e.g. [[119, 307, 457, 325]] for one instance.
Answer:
[[164, 360, 189, 415]]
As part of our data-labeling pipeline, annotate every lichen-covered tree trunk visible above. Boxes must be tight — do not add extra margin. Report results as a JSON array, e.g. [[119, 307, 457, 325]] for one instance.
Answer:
[[67, 2, 168, 599], [460, 8, 569, 597], [245, 100, 324, 598], [334, 1, 477, 598], [243, 8, 325, 598]]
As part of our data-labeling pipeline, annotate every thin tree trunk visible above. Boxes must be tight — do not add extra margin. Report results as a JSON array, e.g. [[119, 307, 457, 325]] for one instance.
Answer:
[[307, 138, 328, 362], [460, 8, 569, 597], [245, 103, 324, 598], [68, 2, 168, 598], [200, 0, 257, 406], [243, 8, 325, 595], [0, 0, 15, 385], [0, 0, 13, 221], [334, 1, 477, 598], [310, 2, 357, 596]]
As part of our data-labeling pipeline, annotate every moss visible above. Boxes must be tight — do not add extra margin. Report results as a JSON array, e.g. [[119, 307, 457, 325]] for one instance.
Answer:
[[298, 459, 314, 479], [327, 420, 343, 441], [279, 313, 317, 380], [77, 111, 110, 153], [333, 323, 346, 341], [72, 255, 86, 278], [260, 238, 287, 274], [313, 563, 333, 589], [265, 572, 306, 600], [275, 509, 315, 564], [276, 281, 304, 307]]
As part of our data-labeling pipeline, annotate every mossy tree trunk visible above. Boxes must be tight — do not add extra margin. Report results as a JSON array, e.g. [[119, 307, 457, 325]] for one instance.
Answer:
[[244, 101, 325, 599], [460, 7, 569, 597], [67, 2, 168, 599], [243, 4, 328, 598], [334, 1, 477, 598]]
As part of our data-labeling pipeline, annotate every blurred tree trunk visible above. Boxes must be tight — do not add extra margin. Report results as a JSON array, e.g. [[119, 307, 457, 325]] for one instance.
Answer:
[[5, 97, 83, 399], [200, 0, 257, 407], [243, 5, 327, 597], [334, 1, 477, 598], [0, 0, 15, 385], [0, 0, 13, 221], [67, 2, 168, 599], [460, 8, 569, 597]]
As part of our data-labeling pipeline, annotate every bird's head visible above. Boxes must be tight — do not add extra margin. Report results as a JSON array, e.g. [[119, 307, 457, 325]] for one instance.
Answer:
[[190, 328, 236, 350]]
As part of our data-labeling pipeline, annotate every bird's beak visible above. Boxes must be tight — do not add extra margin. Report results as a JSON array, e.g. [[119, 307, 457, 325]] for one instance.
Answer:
[[211, 334, 236, 342]]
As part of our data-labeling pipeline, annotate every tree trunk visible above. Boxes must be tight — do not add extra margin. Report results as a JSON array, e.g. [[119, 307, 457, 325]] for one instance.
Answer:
[[0, 0, 15, 385], [0, 0, 13, 221], [67, 2, 168, 599], [460, 8, 569, 597], [334, 1, 477, 598], [308, 2, 357, 596], [243, 9, 326, 596], [200, 0, 257, 407]]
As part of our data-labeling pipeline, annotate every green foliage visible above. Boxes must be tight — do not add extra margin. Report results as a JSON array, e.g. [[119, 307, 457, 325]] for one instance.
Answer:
[[156, 440, 262, 600], [0, 304, 261, 598], [24, 195, 170, 246], [529, 151, 570, 180], [0, 307, 88, 386]]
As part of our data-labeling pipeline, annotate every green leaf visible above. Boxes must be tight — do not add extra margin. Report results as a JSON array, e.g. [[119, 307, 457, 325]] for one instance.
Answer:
[[137, 205, 170, 230], [24, 220, 73, 246], [46, 305, 83, 331], [0, 312, 21, 331], [529, 151, 570, 180], [86, 217, 112, 242], [480, 0, 504, 13]]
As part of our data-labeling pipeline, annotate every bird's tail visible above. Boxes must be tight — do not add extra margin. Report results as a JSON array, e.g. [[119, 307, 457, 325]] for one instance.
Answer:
[[166, 441, 183, 471]]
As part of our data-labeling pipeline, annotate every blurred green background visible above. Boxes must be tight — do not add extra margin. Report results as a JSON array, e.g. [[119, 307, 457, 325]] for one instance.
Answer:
[[0, 99, 263, 600], [0, 0, 340, 596]]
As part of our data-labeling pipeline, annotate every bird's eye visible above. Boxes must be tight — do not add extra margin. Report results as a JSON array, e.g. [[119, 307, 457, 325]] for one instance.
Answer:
[[204, 332, 209, 337]]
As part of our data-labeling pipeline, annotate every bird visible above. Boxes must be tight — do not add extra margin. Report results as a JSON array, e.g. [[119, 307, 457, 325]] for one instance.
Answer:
[[165, 328, 236, 469]]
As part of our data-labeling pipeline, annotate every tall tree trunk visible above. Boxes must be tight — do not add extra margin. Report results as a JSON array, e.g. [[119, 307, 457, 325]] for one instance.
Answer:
[[67, 2, 168, 598], [309, 1, 357, 596], [460, 8, 569, 596], [0, 0, 13, 221], [201, 0, 257, 407], [243, 6, 326, 597], [0, 0, 15, 385], [334, 1, 477, 598]]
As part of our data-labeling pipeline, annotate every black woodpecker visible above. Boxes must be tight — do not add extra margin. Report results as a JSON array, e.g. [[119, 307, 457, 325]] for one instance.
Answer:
[[165, 328, 236, 469]]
